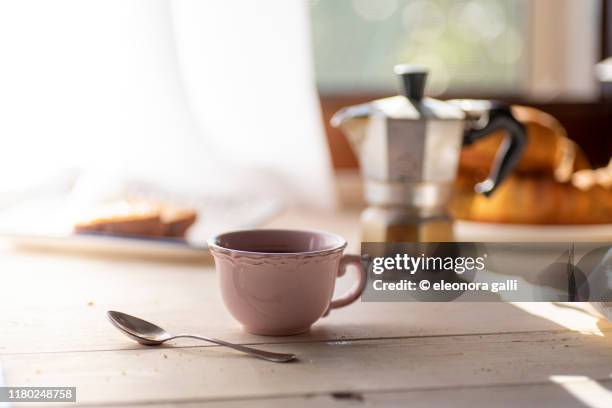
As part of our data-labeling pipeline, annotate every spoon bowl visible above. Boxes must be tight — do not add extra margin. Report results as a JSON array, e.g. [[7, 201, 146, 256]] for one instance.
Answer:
[[107, 311, 171, 346]]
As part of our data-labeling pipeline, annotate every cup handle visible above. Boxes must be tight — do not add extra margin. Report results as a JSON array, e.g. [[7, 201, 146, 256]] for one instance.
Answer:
[[325, 254, 366, 316]]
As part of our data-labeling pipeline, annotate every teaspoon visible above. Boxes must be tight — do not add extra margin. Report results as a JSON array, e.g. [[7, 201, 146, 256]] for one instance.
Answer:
[[107, 311, 296, 363]]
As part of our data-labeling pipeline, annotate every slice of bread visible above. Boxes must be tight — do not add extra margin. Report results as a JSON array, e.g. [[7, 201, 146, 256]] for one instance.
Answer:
[[159, 204, 197, 238], [74, 199, 197, 238]]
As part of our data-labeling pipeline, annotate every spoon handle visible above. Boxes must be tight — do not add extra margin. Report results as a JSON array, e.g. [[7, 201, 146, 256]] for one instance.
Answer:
[[171, 335, 296, 363]]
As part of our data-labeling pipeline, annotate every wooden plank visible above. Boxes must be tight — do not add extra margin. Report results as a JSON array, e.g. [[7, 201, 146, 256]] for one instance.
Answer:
[[1, 245, 610, 354], [3, 330, 612, 406], [125, 380, 612, 408], [2, 207, 611, 406]]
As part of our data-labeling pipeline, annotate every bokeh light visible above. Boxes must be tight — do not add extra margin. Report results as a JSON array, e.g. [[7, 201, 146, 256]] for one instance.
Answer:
[[450, 0, 506, 42], [486, 26, 523, 65], [352, 0, 398, 22], [311, 0, 527, 94], [402, 1, 446, 41]]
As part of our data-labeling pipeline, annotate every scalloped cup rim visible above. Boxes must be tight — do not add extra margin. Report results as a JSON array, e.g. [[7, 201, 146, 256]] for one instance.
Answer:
[[207, 228, 347, 257]]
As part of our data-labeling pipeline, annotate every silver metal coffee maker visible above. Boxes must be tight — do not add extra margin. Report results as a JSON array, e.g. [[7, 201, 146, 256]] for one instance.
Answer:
[[331, 65, 526, 242]]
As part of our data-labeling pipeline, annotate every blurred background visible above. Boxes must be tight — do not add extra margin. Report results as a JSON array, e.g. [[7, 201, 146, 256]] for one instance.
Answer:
[[0, 0, 609, 248], [312, 0, 610, 169]]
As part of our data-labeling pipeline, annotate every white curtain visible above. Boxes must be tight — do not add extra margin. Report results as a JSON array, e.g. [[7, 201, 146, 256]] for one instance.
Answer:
[[0, 0, 335, 208]]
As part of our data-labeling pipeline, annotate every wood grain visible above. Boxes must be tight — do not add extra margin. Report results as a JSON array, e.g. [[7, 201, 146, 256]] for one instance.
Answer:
[[125, 380, 612, 408], [3, 330, 612, 406], [1, 244, 610, 355], [1, 208, 611, 407]]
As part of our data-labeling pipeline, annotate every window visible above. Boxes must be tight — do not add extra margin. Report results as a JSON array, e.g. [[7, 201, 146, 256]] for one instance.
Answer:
[[310, 0, 527, 96], [310, 0, 601, 100]]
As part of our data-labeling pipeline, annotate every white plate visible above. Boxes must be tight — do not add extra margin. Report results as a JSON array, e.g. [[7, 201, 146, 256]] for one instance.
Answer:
[[0, 176, 283, 260], [455, 221, 612, 242], [2, 232, 212, 260]]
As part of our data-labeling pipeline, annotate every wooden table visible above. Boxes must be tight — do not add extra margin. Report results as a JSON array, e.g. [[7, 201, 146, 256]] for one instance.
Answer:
[[2, 208, 612, 407]]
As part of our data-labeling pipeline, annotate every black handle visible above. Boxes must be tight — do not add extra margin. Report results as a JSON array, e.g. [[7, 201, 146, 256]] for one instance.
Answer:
[[462, 106, 527, 196], [394, 65, 427, 101]]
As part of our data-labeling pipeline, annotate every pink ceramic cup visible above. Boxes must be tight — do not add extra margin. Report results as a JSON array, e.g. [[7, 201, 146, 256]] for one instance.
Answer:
[[208, 229, 366, 336]]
